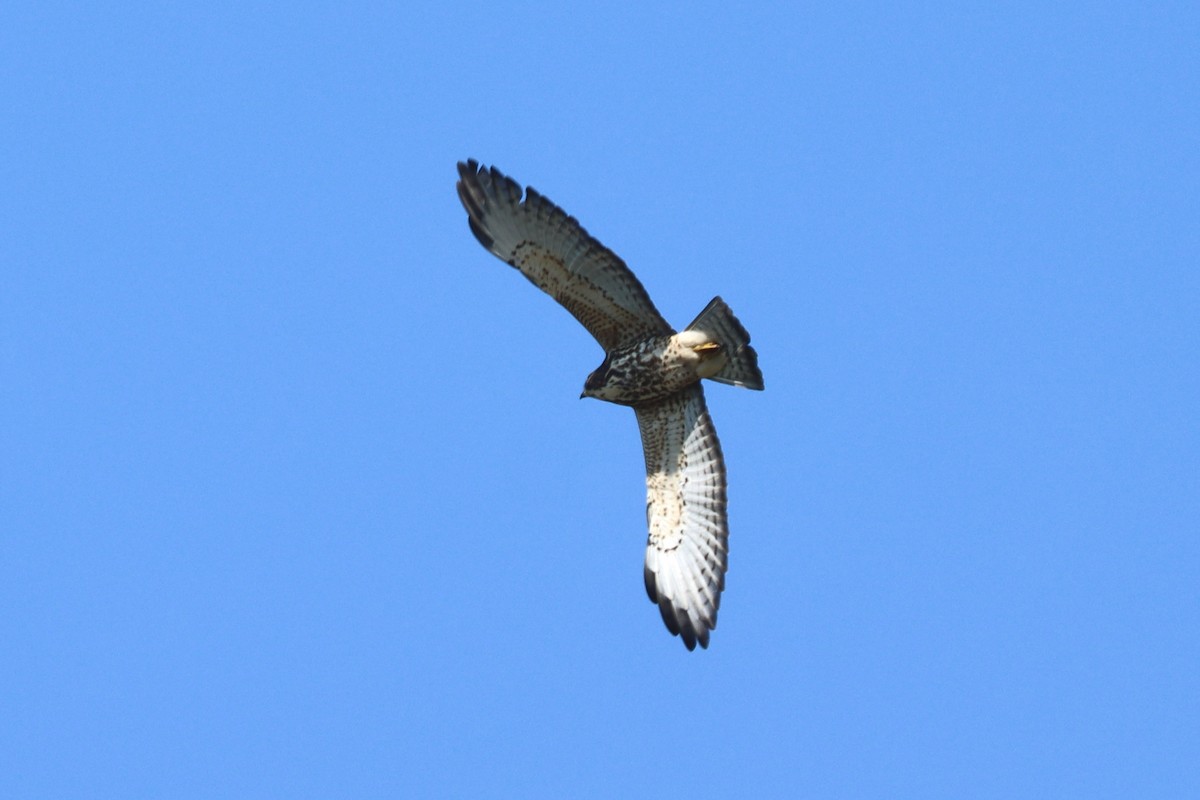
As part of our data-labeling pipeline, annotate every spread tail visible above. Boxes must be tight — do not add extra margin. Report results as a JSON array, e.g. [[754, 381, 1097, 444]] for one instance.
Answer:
[[686, 297, 764, 390]]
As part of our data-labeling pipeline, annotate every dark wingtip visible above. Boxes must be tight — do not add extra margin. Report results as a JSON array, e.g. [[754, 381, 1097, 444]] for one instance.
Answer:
[[645, 564, 717, 651], [678, 617, 699, 651], [457, 160, 500, 250], [466, 217, 494, 251], [456, 159, 480, 184], [644, 564, 658, 603], [656, 596, 681, 636]]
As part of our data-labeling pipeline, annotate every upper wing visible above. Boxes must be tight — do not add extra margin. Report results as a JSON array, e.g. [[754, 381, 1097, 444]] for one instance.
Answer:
[[456, 160, 673, 350], [634, 384, 728, 650]]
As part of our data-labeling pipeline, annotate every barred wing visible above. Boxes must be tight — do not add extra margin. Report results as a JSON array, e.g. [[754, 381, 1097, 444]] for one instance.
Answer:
[[635, 384, 728, 650], [456, 160, 672, 350]]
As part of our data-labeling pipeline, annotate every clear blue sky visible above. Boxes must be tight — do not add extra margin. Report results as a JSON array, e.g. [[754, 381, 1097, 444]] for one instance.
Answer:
[[3, 2, 1197, 797]]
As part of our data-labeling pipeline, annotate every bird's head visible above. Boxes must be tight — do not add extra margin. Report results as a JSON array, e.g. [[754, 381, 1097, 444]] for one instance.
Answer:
[[580, 354, 613, 400]]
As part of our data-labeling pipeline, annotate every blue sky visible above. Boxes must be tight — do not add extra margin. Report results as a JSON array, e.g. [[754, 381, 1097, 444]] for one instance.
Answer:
[[2, 1, 1197, 797]]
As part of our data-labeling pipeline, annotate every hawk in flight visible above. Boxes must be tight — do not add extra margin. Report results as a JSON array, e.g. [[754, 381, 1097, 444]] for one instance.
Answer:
[[456, 160, 764, 650]]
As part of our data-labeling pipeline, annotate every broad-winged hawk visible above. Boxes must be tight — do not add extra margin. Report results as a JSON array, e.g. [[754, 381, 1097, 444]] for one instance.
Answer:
[[456, 160, 763, 650]]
